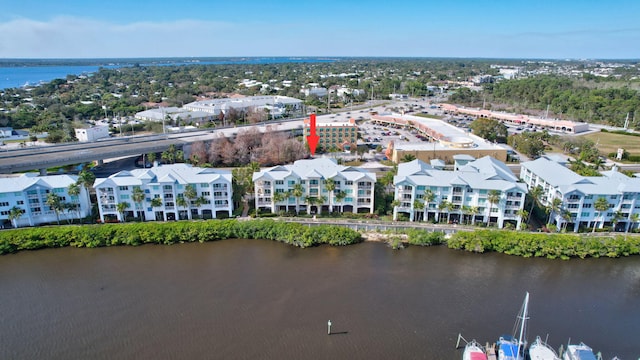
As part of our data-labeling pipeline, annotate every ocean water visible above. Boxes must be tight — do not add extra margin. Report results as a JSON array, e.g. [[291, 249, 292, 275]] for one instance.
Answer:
[[0, 57, 336, 90]]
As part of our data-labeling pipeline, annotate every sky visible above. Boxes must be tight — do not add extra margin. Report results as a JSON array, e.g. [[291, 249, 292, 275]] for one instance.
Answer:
[[0, 0, 639, 59]]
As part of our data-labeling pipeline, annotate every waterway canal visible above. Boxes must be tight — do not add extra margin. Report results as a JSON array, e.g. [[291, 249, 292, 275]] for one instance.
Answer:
[[1, 240, 638, 359]]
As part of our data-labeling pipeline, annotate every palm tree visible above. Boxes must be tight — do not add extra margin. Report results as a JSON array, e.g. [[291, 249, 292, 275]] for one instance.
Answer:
[[627, 213, 639, 233], [147, 152, 157, 166], [612, 210, 624, 232], [291, 183, 304, 215], [437, 200, 449, 224], [390, 199, 400, 219], [183, 184, 198, 220], [335, 191, 347, 213], [423, 189, 435, 221], [176, 196, 189, 220], [446, 202, 456, 224], [487, 190, 501, 226], [470, 206, 479, 225], [304, 196, 316, 215], [527, 185, 543, 224], [272, 191, 287, 213], [400, 154, 416, 163], [150, 197, 163, 221], [413, 199, 425, 222], [547, 198, 562, 225], [324, 178, 336, 213], [116, 201, 130, 222], [515, 209, 529, 229], [46, 192, 63, 225], [461, 205, 472, 225], [593, 196, 610, 233], [317, 195, 328, 214], [76, 170, 95, 214], [8, 206, 23, 228], [131, 186, 145, 221], [67, 182, 81, 223]]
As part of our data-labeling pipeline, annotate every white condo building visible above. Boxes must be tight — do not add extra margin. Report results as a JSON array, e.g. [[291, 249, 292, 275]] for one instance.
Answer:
[[253, 158, 376, 214], [93, 164, 233, 222], [393, 156, 527, 228], [0, 173, 91, 228], [520, 157, 640, 232]]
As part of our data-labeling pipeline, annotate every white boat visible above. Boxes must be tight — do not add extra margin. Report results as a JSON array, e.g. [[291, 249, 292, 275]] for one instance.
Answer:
[[497, 292, 529, 360], [529, 336, 560, 360], [463, 340, 488, 360], [562, 342, 598, 360]]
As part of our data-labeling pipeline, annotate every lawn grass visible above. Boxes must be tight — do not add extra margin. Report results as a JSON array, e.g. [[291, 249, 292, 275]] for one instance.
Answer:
[[583, 132, 640, 156]]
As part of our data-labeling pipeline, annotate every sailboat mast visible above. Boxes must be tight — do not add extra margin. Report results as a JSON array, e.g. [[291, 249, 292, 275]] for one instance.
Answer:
[[516, 292, 530, 358]]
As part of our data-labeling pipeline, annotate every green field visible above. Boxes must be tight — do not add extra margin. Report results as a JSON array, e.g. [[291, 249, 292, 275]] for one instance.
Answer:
[[583, 132, 640, 156]]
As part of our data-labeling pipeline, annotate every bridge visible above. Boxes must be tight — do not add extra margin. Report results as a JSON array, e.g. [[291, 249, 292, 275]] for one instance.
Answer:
[[0, 121, 305, 174]]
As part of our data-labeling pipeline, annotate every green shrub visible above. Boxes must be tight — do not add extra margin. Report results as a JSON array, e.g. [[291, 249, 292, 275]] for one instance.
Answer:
[[0, 219, 362, 255], [446, 230, 640, 259]]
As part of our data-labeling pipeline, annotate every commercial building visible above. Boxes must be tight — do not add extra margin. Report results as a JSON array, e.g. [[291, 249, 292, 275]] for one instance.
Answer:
[[393, 156, 527, 228], [94, 164, 232, 222], [372, 114, 508, 163], [0, 173, 91, 228], [520, 157, 640, 232], [74, 125, 110, 142], [134, 107, 216, 125], [303, 117, 358, 152], [253, 157, 376, 214], [440, 104, 590, 134], [183, 95, 303, 118]]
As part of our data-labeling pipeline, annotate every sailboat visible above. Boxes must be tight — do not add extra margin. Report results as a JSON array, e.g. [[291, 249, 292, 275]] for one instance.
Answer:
[[529, 336, 560, 360], [497, 292, 529, 360]]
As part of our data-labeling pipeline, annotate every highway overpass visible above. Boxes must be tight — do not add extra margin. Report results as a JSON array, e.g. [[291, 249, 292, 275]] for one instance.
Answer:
[[0, 121, 305, 174]]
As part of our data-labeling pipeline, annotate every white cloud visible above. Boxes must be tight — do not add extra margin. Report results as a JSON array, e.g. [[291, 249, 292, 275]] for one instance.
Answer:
[[0, 16, 240, 58]]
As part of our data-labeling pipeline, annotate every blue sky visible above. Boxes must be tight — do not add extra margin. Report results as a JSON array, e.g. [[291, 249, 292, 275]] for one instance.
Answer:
[[1, 0, 639, 59]]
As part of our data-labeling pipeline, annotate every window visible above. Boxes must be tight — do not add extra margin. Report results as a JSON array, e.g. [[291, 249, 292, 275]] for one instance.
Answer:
[[300, 180, 306, 184], [288, 180, 296, 186], [583, 203, 592, 208], [345, 197, 353, 203], [567, 204, 579, 209], [152, 186, 159, 191], [275, 180, 284, 185], [119, 186, 129, 191], [120, 195, 130, 200], [479, 189, 487, 195], [310, 180, 319, 185], [417, 186, 425, 191], [200, 183, 209, 188], [17, 200, 24, 205], [610, 195, 617, 200], [0, 202, 8, 207], [201, 191, 210, 196]]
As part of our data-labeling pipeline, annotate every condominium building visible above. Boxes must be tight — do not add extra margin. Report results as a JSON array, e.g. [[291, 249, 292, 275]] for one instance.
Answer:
[[253, 157, 376, 214], [393, 156, 527, 228], [93, 164, 232, 222], [303, 118, 358, 152], [0, 173, 91, 228], [520, 157, 640, 232]]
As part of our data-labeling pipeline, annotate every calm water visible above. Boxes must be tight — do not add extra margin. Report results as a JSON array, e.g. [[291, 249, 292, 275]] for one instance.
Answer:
[[0, 57, 336, 90], [1, 240, 639, 359]]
